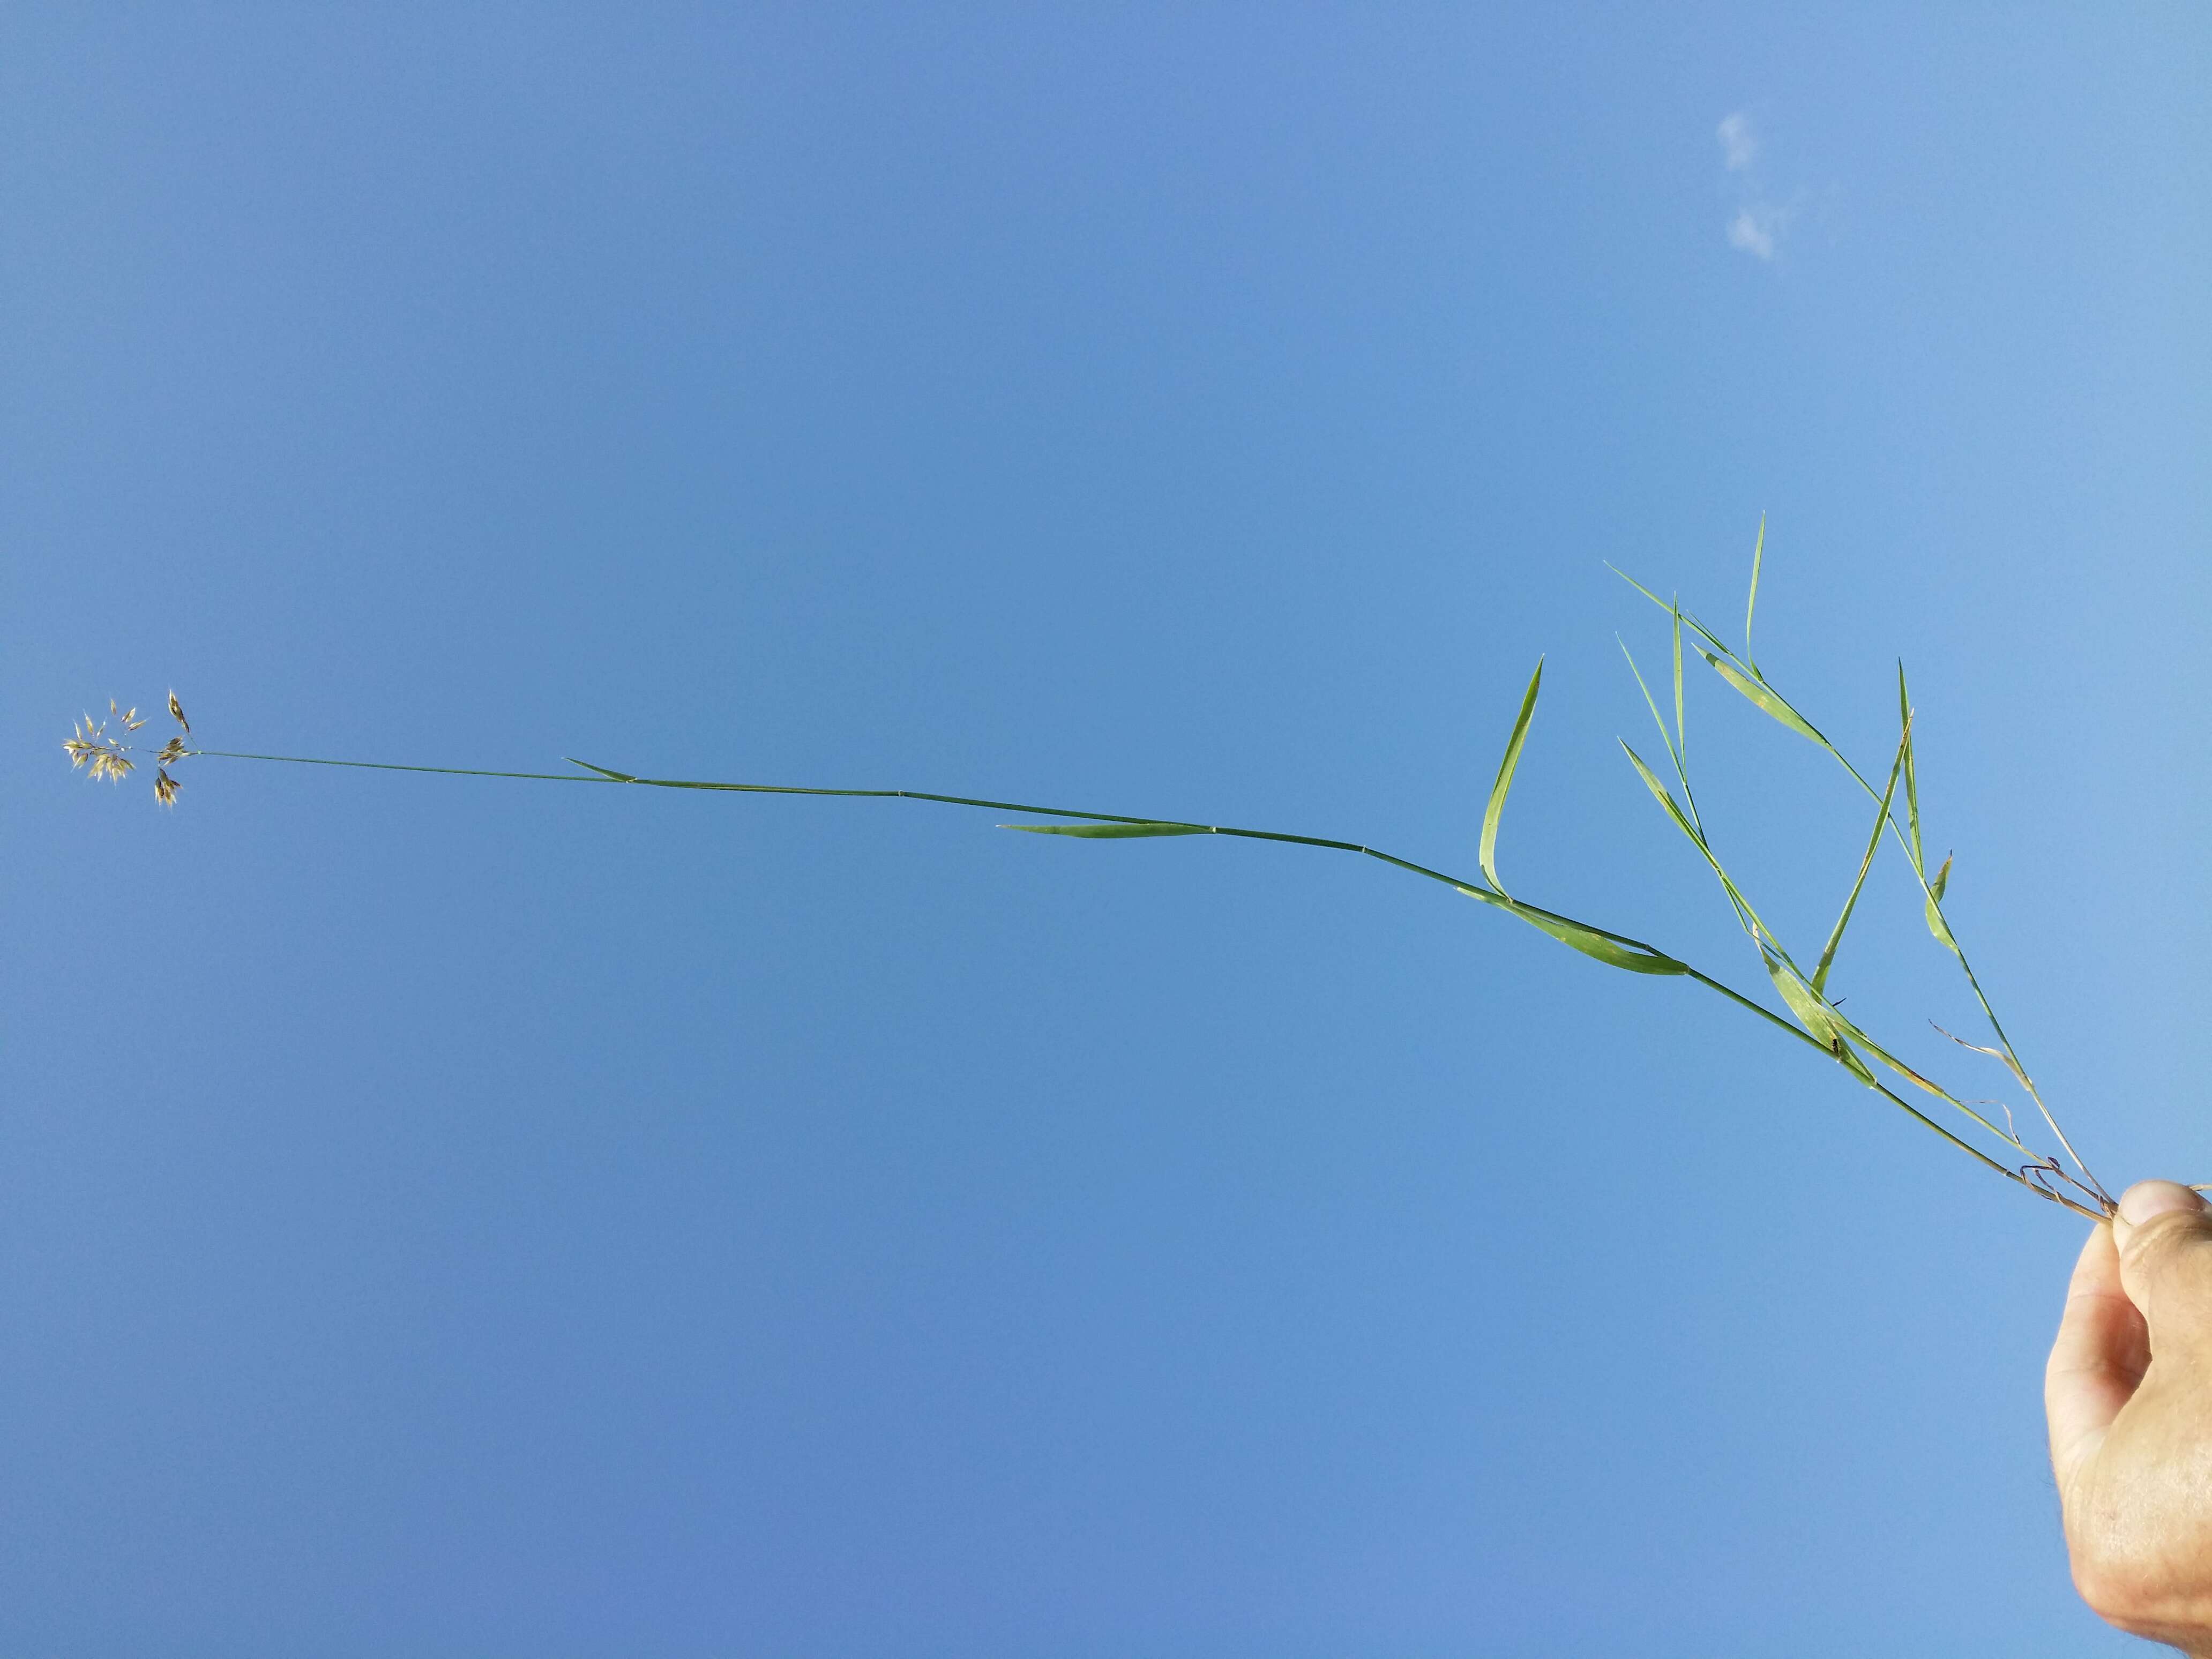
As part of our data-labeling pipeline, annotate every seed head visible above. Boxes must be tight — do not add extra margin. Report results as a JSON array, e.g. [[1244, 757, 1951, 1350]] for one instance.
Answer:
[[168, 691, 190, 734], [63, 711, 137, 782], [154, 768, 180, 807]]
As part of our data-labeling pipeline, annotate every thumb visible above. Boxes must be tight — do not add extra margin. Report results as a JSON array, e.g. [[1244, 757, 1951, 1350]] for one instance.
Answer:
[[2113, 1181, 2212, 1357]]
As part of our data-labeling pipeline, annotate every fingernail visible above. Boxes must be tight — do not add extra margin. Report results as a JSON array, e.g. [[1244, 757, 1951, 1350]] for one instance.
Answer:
[[2117, 1180, 2207, 1232]]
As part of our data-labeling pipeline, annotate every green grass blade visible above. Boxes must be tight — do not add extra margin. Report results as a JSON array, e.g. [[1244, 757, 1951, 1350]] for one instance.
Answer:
[[1811, 717, 1911, 995], [1764, 955, 1836, 1044], [1758, 956, 1877, 1083], [569, 758, 641, 781], [1744, 513, 1766, 672], [1002, 821, 1210, 838], [1620, 630, 1710, 838], [1607, 567, 1737, 661], [1620, 741, 1702, 847], [1608, 562, 1673, 613], [1763, 959, 1826, 1034], [1501, 901, 1688, 975], [1702, 652, 1828, 745], [1671, 599, 1688, 759], [1897, 664, 1925, 872], [1925, 853, 1956, 950], [1618, 641, 1680, 772], [1479, 657, 1544, 898]]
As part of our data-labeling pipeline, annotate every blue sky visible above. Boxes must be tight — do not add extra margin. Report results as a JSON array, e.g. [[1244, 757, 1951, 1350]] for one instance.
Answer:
[[6, 5, 2209, 1654]]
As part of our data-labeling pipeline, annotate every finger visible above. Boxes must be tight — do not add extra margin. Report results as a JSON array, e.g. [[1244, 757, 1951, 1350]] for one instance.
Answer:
[[2113, 1182, 2212, 1357], [2047, 1220, 2149, 1492]]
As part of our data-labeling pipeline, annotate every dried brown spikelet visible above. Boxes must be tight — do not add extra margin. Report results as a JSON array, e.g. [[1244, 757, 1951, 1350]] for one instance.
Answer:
[[154, 768, 180, 807], [168, 691, 190, 734], [156, 735, 188, 765]]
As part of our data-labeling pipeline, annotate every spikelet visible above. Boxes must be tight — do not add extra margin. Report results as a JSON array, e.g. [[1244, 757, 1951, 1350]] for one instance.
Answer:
[[61, 714, 101, 770]]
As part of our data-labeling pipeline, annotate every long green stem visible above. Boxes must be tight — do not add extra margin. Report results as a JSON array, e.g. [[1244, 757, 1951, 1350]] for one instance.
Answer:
[[191, 746, 2101, 1219]]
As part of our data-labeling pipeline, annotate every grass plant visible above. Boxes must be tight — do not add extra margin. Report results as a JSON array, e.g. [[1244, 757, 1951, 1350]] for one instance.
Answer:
[[67, 529, 2114, 1220]]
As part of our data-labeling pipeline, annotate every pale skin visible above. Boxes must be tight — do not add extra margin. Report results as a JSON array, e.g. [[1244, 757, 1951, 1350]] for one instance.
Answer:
[[2048, 1182, 2212, 1652]]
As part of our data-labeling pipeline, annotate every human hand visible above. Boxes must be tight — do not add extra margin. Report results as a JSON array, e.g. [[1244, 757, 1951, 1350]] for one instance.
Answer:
[[2048, 1182, 2212, 1652]]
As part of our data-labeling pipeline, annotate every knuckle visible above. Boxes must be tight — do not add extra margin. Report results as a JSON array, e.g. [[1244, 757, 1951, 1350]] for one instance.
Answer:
[[2124, 1214, 2212, 1298]]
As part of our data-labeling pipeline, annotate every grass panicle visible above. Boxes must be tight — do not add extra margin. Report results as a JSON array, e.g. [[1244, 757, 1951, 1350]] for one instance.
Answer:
[[64, 697, 186, 799]]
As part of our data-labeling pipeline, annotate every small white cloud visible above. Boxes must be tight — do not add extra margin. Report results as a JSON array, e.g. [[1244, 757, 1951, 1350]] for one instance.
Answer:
[[1716, 110, 1797, 260], [1727, 205, 1780, 260], [1717, 111, 1758, 173]]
